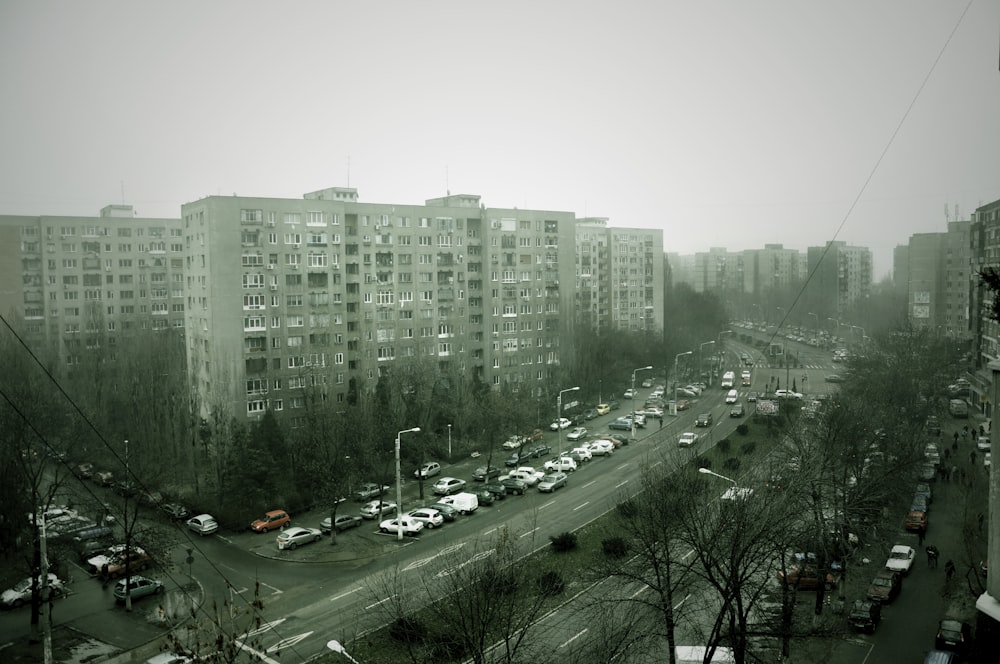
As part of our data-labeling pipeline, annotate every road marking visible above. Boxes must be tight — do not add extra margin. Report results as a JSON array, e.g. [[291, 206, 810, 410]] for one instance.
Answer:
[[230, 586, 249, 594], [630, 585, 648, 598], [259, 581, 282, 594], [519, 528, 539, 539], [236, 641, 280, 664], [674, 593, 691, 610], [245, 618, 286, 637], [331, 587, 362, 601], [573, 502, 590, 511], [560, 629, 588, 648], [615, 480, 628, 489], [615, 463, 629, 470], [482, 528, 497, 537], [539, 500, 555, 510], [581, 480, 597, 489], [365, 595, 396, 610], [266, 631, 314, 653]]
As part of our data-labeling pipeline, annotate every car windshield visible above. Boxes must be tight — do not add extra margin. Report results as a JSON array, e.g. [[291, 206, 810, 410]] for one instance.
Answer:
[[872, 577, 891, 587], [890, 551, 908, 559], [12, 578, 32, 592]]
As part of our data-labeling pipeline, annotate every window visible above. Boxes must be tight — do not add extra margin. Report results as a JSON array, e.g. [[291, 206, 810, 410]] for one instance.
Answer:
[[287, 315, 304, 327], [243, 294, 265, 310]]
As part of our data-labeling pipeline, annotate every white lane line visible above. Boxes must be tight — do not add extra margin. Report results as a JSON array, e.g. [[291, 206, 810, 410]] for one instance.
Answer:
[[365, 594, 396, 611], [331, 587, 363, 602], [560, 629, 588, 649], [539, 500, 556, 510], [573, 501, 590, 511], [615, 480, 628, 489], [581, 480, 597, 489], [519, 528, 539, 539]]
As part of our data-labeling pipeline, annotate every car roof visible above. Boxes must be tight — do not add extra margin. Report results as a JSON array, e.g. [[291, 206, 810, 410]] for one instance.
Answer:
[[890, 544, 912, 553]]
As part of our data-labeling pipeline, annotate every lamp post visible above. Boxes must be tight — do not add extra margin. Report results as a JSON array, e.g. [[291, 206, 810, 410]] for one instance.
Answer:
[[327, 640, 363, 664], [699, 466, 737, 486], [673, 351, 693, 413], [717, 330, 733, 379], [698, 341, 715, 384], [557, 386, 580, 455], [394, 427, 420, 541], [630, 366, 653, 438], [827, 317, 841, 337]]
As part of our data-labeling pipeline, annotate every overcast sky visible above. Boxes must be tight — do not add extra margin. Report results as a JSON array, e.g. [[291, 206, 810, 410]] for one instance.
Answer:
[[2, 1, 998, 279]]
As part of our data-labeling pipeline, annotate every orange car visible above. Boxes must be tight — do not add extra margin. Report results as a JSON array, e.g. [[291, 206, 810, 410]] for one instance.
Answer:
[[250, 510, 291, 533], [904, 510, 928, 533]]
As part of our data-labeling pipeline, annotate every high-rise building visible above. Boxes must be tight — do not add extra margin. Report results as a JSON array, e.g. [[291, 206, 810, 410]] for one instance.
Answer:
[[803, 241, 873, 319], [905, 221, 970, 338], [0, 205, 185, 364]]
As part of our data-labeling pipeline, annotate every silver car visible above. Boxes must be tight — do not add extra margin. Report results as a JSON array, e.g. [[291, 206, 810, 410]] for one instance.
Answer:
[[537, 472, 568, 493]]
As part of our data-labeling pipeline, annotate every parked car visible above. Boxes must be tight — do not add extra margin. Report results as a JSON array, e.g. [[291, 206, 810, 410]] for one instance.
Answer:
[[904, 510, 928, 533], [866, 570, 902, 603], [94, 470, 114, 487], [595, 403, 611, 415], [353, 483, 389, 502], [161, 503, 189, 521], [360, 501, 397, 519], [320, 514, 362, 534], [935, 618, 972, 654], [911, 493, 930, 513], [587, 440, 615, 457], [378, 517, 423, 537], [915, 482, 933, 504], [885, 545, 916, 575], [568, 447, 592, 463], [89, 546, 152, 578], [608, 417, 633, 431], [429, 502, 459, 521], [482, 482, 508, 501], [433, 477, 467, 495], [472, 465, 502, 482], [499, 477, 528, 495], [186, 514, 218, 536], [678, 432, 699, 448], [608, 399, 621, 410], [582, 408, 599, 421], [507, 468, 543, 486], [528, 444, 552, 458], [406, 508, 444, 529], [544, 456, 578, 473], [848, 599, 882, 634], [113, 575, 163, 604], [414, 461, 441, 479], [1, 574, 66, 609], [250, 510, 291, 533], [474, 488, 495, 506], [538, 472, 568, 493], [504, 450, 533, 467], [566, 427, 588, 441], [74, 462, 94, 479], [502, 435, 525, 450], [623, 388, 636, 399], [549, 417, 572, 431], [276, 526, 322, 550], [695, 413, 713, 427]]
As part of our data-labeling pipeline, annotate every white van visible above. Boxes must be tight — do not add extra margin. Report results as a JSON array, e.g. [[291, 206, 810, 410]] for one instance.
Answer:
[[741, 370, 752, 386], [725, 389, 738, 404], [721, 371, 735, 388], [439, 492, 479, 515]]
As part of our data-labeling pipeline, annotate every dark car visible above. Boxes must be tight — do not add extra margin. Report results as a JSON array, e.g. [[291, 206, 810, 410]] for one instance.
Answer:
[[474, 488, 495, 506], [499, 478, 527, 495], [695, 413, 713, 427], [320, 514, 363, 534], [777, 565, 840, 591], [483, 482, 507, 501], [730, 403, 745, 417], [429, 503, 459, 521], [935, 619, 972, 654], [582, 408, 598, 421], [528, 444, 552, 458], [608, 399, 621, 410], [160, 503, 189, 521], [904, 510, 928, 533], [473, 465, 502, 482], [504, 450, 533, 467], [911, 493, 929, 513], [848, 599, 881, 633], [866, 570, 902, 603], [925, 416, 942, 435]]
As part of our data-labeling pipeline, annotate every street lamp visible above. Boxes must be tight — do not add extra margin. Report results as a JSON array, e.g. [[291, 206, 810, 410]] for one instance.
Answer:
[[717, 330, 733, 379], [673, 351, 693, 413], [630, 366, 653, 438], [447, 424, 452, 461], [557, 386, 580, 455], [698, 341, 715, 383], [327, 639, 363, 664], [394, 427, 420, 541], [699, 466, 737, 486]]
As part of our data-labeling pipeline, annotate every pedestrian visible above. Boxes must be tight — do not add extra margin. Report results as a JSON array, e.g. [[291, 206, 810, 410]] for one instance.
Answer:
[[951, 465, 958, 482], [918, 529, 926, 546], [970, 450, 977, 465], [954, 431, 960, 446], [100, 563, 109, 589], [979, 512, 985, 531], [926, 544, 939, 567], [659, 418, 663, 430], [945, 559, 956, 581]]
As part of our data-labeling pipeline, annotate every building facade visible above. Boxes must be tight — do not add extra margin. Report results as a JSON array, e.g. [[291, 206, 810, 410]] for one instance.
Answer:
[[905, 221, 971, 338]]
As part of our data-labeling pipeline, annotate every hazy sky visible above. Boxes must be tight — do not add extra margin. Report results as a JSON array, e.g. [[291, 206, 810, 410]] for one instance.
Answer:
[[2, 1, 998, 278]]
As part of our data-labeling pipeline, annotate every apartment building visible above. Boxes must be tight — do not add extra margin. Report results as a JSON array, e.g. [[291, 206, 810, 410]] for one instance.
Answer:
[[904, 221, 971, 338], [0, 205, 185, 365], [180, 189, 586, 424], [575, 218, 664, 334], [802, 241, 873, 319]]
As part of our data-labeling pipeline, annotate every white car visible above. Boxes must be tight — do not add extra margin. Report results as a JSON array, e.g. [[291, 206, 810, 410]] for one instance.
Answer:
[[569, 446, 593, 462], [186, 513, 219, 536], [1, 573, 66, 609], [407, 508, 444, 529], [276, 526, 322, 550], [588, 440, 615, 457], [550, 418, 572, 431], [623, 388, 637, 399], [566, 427, 588, 441], [544, 456, 578, 473], [360, 500, 397, 519], [678, 432, 699, 448], [884, 544, 916, 575], [978, 437, 991, 451], [502, 435, 525, 450], [432, 477, 467, 496], [774, 390, 803, 399], [414, 461, 441, 479], [507, 469, 542, 486], [379, 516, 424, 536]]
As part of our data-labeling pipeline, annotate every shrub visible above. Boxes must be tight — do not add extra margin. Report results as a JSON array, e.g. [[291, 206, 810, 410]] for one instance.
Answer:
[[617, 499, 638, 519], [389, 616, 425, 645], [602, 536, 628, 559], [723, 457, 741, 471], [717, 438, 732, 455], [736, 423, 749, 436], [538, 570, 565, 596], [741, 440, 757, 456], [549, 531, 578, 553]]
